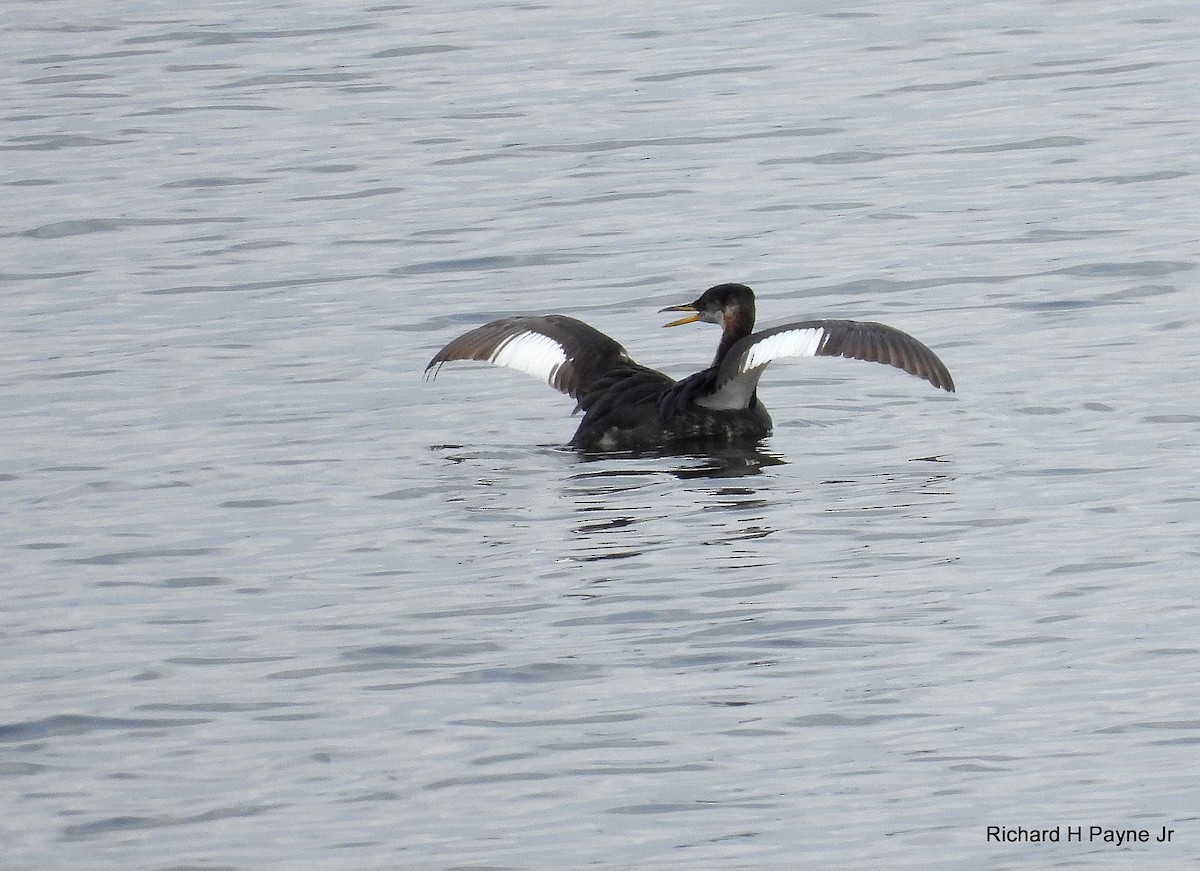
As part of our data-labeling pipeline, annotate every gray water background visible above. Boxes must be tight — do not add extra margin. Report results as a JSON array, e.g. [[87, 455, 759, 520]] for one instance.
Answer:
[[4, 1, 1199, 869]]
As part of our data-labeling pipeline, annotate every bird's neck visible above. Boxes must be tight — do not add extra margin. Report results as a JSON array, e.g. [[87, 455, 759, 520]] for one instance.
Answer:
[[712, 308, 754, 367]]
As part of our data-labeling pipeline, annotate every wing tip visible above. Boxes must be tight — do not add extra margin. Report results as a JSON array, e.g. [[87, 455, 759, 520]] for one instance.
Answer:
[[816, 320, 956, 394]]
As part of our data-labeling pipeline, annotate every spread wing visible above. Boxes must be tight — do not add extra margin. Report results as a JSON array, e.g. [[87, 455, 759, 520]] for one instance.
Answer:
[[425, 315, 633, 400], [698, 319, 955, 410]]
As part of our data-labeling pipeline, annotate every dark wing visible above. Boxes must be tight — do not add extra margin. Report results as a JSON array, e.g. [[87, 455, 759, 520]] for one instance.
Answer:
[[699, 319, 954, 410], [425, 315, 633, 400]]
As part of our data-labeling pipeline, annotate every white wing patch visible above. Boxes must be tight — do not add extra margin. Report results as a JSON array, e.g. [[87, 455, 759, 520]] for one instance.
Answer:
[[697, 326, 827, 411], [740, 326, 825, 371], [488, 330, 569, 386]]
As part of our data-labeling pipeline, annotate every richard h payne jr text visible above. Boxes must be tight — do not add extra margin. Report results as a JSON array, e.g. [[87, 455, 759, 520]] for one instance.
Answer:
[[987, 825, 1175, 846]]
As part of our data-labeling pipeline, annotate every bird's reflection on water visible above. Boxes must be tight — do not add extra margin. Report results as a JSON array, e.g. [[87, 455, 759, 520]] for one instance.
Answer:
[[571, 443, 787, 480], [430, 442, 783, 479], [561, 445, 786, 564], [429, 441, 956, 568]]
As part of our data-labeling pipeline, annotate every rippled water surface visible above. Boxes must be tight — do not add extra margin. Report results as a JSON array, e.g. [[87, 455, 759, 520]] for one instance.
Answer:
[[4, 1, 1200, 869]]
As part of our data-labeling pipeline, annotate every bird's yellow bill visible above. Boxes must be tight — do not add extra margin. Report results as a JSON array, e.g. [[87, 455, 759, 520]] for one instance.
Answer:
[[659, 305, 699, 328]]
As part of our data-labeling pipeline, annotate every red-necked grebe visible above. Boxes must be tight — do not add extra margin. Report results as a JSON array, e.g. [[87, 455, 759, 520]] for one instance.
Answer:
[[426, 283, 954, 450]]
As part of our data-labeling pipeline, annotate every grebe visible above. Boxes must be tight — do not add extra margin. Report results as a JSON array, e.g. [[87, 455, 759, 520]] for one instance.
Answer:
[[426, 283, 954, 451]]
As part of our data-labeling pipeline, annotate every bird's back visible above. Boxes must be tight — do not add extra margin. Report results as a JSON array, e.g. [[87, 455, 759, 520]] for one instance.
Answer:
[[571, 364, 772, 451], [569, 362, 674, 450]]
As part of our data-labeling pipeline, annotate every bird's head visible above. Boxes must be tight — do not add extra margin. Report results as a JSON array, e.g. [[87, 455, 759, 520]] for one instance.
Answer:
[[660, 283, 756, 334]]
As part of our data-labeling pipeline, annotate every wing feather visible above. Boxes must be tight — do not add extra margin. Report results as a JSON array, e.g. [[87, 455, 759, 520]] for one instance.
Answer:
[[425, 315, 631, 399], [698, 319, 954, 410]]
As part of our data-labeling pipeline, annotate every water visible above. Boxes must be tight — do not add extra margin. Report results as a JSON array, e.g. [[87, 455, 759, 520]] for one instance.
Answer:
[[4, 1, 1199, 868]]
